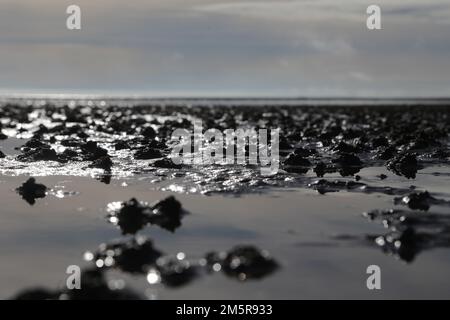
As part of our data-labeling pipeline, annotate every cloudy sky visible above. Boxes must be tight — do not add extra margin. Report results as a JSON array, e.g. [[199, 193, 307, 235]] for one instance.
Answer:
[[0, 0, 449, 97]]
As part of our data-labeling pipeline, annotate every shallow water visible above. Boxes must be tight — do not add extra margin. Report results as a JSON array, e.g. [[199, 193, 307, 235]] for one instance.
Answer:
[[1, 164, 449, 299]]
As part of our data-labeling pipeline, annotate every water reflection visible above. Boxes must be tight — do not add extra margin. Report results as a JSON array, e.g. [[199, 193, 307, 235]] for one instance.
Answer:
[[16, 177, 47, 205], [12, 194, 278, 300]]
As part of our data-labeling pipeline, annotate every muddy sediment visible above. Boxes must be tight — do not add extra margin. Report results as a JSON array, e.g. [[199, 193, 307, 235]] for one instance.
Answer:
[[0, 103, 448, 194], [1, 101, 449, 299]]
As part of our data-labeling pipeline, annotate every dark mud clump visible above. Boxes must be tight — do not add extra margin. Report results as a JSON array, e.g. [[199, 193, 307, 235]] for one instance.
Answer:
[[386, 153, 422, 179], [283, 153, 312, 166], [206, 246, 278, 281], [282, 152, 311, 174], [155, 256, 200, 287], [16, 177, 47, 205], [86, 237, 163, 274], [327, 186, 450, 263], [107, 198, 152, 235], [16, 145, 60, 162], [331, 153, 363, 177], [332, 142, 361, 154], [148, 196, 185, 232], [371, 227, 422, 263], [362, 206, 450, 262], [152, 158, 182, 169], [0, 150, 5, 158], [12, 288, 59, 300], [308, 179, 365, 195], [107, 196, 187, 234], [313, 162, 328, 177], [12, 268, 142, 300], [375, 146, 397, 160], [307, 177, 423, 196], [394, 191, 435, 211], [60, 268, 142, 300], [114, 140, 130, 150], [88, 155, 113, 172], [394, 191, 450, 211], [80, 141, 109, 161], [134, 146, 163, 160]]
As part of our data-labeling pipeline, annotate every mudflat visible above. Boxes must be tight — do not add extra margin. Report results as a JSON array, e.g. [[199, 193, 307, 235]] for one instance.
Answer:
[[1, 100, 449, 299]]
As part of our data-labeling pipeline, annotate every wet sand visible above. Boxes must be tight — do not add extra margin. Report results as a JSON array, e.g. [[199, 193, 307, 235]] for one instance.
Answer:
[[0, 100, 449, 299]]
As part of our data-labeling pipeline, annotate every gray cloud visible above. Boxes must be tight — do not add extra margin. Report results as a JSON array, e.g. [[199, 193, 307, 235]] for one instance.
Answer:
[[0, 0, 449, 97]]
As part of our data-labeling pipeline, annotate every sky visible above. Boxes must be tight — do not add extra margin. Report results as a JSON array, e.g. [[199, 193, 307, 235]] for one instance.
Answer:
[[0, 0, 449, 98]]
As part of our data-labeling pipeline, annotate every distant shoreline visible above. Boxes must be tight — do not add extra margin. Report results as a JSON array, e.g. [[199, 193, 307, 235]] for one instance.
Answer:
[[2, 96, 450, 107]]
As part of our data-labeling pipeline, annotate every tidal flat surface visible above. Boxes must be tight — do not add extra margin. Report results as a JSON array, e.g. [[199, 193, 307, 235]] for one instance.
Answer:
[[0, 100, 449, 299]]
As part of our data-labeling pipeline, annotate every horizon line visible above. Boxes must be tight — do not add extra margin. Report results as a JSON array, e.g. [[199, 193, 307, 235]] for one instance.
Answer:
[[2, 93, 450, 101]]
